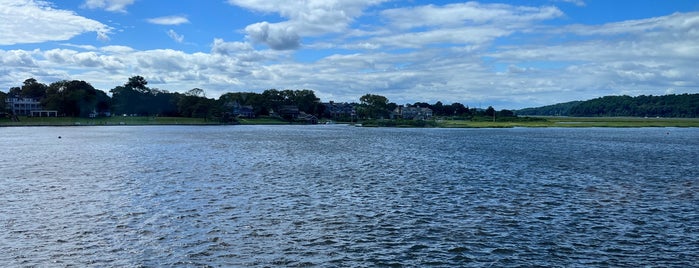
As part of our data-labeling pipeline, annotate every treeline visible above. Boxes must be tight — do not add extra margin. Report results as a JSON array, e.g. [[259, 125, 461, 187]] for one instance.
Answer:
[[0, 77, 326, 121], [2, 76, 517, 121], [517, 94, 699, 117]]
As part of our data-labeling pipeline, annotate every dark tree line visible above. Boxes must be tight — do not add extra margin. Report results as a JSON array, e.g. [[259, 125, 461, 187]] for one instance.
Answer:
[[1, 77, 327, 120], [517, 94, 699, 117], [8, 76, 644, 120]]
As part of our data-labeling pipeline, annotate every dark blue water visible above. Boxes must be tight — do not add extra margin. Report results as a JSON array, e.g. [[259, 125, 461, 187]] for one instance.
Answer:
[[1, 126, 698, 267]]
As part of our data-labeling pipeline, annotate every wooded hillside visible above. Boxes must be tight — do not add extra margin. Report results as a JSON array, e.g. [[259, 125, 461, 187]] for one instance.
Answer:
[[516, 94, 699, 117]]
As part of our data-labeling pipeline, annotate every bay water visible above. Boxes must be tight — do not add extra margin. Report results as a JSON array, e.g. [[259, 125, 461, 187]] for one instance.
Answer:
[[1, 125, 697, 267]]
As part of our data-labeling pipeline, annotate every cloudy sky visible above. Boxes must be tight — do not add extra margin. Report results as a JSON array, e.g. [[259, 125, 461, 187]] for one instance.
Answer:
[[1, 0, 697, 108]]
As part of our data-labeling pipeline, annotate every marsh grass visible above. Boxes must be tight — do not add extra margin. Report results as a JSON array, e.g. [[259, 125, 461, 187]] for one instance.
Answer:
[[440, 116, 699, 128]]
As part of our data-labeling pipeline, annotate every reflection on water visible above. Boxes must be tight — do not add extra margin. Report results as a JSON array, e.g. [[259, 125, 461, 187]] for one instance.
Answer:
[[1, 126, 698, 267]]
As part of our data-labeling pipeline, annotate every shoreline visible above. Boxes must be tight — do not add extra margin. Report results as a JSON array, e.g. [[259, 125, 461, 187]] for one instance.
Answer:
[[3, 116, 699, 128]]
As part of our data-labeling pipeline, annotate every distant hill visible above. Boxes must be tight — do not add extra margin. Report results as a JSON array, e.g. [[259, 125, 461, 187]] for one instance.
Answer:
[[516, 94, 699, 118], [516, 101, 583, 116]]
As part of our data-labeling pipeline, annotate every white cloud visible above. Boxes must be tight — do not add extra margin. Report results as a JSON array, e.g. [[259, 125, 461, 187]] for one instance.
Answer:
[[244, 22, 300, 50], [147, 16, 190, 25], [100, 45, 135, 54], [167, 30, 184, 43], [228, 0, 386, 50], [360, 2, 564, 49], [82, 0, 134, 13], [381, 2, 563, 29], [61, 43, 99, 51], [210, 38, 278, 62], [0, 0, 111, 45], [369, 26, 511, 48], [0, 49, 38, 67], [555, 0, 585, 7], [1, 3, 697, 109]]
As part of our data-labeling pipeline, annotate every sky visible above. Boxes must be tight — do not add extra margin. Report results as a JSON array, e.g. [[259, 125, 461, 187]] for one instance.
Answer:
[[1, 0, 698, 109]]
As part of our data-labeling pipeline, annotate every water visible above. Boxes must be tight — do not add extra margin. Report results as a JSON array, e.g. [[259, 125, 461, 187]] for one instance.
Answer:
[[1, 125, 698, 267]]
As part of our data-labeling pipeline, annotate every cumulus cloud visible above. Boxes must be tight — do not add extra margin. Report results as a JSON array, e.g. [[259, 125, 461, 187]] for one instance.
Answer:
[[0, 49, 38, 67], [244, 22, 300, 50], [365, 2, 563, 49], [147, 15, 190, 25], [228, 0, 386, 50], [382, 2, 563, 29], [1, 2, 697, 109], [82, 0, 135, 13], [0, 0, 111, 45]]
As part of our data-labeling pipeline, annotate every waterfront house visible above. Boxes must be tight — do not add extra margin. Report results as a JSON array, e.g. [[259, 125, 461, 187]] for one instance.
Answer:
[[275, 105, 300, 119], [4, 96, 56, 116], [391, 105, 433, 120], [322, 101, 356, 119], [230, 102, 255, 118]]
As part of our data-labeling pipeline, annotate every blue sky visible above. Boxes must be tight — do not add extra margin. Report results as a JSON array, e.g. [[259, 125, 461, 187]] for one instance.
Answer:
[[1, 0, 698, 109]]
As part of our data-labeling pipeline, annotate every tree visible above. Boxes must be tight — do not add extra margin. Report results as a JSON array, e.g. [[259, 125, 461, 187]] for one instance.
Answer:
[[451, 102, 470, 116], [485, 106, 496, 117], [186, 88, 205, 97], [177, 94, 216, 119], [21, 78, 47, 99], [125, 75, 149, 93], [498, 109, 515, 117], [43, 80, 105, 117], [111, 76, 180, 116], [8, 87, 21, 96], [359, 94, 389, 119], [0, 91, 6, 112], [292, 89, 323, 116]]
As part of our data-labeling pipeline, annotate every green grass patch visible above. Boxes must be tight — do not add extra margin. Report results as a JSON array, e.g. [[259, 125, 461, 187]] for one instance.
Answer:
[[3, 115, 698, 128], [236, 116, 292, 125], [440, 116, 699, 128], [0, 116, 217, 126], [543, 116, 699, 127]]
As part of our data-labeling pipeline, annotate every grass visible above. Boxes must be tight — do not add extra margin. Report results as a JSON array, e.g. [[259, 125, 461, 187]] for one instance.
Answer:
[[438, 116, 699, 128], [236, 116, 294, 125], [3, 115, 699, 128], [0, 116, 217, 126]]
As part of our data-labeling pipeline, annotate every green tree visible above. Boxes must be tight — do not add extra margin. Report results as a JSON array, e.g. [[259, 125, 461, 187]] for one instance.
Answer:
[[219, 92, 267, 115], [43, 80, 105, 117], [0, 91, 6, 113], [359, 94, 389, 119], [177, 94, 216, 119], [125, 75, 149, 92], [292, 89, 323, 116], [450, 102, 470, 116], [8, 86, 21, 96], [21, 78, 47, 99], [485, 106, 496, 117], [111, 76, 176, 116], [186, 88, 205, 97]]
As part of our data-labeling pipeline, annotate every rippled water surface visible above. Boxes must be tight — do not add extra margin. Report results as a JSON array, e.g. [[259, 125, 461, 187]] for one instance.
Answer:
[[1, 125, 698, 267]]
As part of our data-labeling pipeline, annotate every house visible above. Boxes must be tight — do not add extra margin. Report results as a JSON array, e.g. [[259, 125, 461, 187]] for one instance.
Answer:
[[297, 111, 318, 124], [322, 101, 355, 119], [5, 96, 43, 116], [274, 105, 300, 119], [231, 102, 255, 118], [391, 105, 433, 120]]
